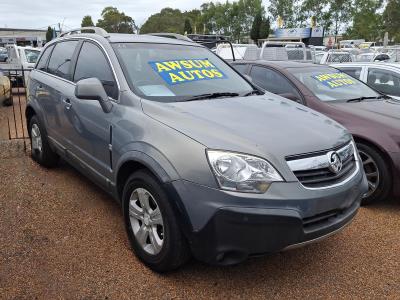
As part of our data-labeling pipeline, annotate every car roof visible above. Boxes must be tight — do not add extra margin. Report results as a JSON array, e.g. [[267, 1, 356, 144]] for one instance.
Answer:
[[331, 62, 400, 68], [53, 32, 200, 47], [233, 60, 323, 70]]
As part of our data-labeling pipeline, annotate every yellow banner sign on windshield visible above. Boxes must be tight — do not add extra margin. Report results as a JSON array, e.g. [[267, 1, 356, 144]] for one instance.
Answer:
[[149, 58, 227, 85], [312, 72, 357, 89]]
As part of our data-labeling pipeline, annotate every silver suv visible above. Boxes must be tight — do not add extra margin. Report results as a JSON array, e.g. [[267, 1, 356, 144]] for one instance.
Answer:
[[26, 27, 367, 272]]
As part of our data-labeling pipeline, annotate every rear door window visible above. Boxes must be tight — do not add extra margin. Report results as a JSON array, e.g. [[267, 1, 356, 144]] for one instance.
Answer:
[[367, 68, 400, 97], [73, 41, 117, 99], [36, 45, 54, 72], [336, 67, 362, 79], [47, 41, 79, 81], [249, 65, 302, 101]]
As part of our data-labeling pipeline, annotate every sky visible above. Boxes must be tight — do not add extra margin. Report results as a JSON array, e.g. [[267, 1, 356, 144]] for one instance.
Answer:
[[1, 0, 268, 31]]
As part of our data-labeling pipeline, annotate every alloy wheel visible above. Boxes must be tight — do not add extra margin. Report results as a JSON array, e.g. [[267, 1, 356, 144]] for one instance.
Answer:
[[128, 188, 164, 255], [31, 123, 43, 154], [359, 149, 380, 198]]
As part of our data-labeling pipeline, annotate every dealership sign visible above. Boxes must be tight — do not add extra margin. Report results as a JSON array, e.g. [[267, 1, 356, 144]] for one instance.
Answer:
[[274, 27, 324, 39]]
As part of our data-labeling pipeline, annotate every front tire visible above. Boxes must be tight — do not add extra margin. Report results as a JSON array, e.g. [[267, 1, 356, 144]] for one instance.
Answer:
[[122, 170, 190, 272], [29, 115, 59, 168], [357, 143, 391, 205]]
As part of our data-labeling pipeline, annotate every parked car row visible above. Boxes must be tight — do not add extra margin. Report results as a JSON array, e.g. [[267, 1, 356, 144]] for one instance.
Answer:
[[24, 27, 397, 272]]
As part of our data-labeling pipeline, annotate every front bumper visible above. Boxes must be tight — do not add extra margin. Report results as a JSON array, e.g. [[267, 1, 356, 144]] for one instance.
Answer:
[[169, 165, 367, 265]]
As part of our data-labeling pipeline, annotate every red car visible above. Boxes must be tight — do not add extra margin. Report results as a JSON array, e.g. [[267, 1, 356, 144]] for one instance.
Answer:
[[232, 61, 400, 204]]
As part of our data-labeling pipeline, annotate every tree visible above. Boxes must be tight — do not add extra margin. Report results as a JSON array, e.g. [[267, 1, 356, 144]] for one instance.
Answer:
[[383, 0, 400, 43], [184, 19, 193, 34], [140, 8, 184, 34], [269, 0, 298, 28], [96, 7, 136, 33], [345, 0, 383, 41], [250, 11, 262, 42], [46, 26, 54, 42], [259, 17, 270, 40], [300, 0, 330, 28], [326, 0, 353, 41], [81, 15, 94, 27]]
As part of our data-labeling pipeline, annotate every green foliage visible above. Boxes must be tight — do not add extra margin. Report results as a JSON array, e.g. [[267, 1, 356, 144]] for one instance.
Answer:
[[199, 0, 264, 41], [184, 19, 193, 34], [96, 7, 136, 33], [140, 8, 185, 34], [269, 0, 298, 28], [250, 11, 262, 42], [345, 0, 383, 41], [46, 26, 54, 42], [383, 0, 400, 42], [259, 17, 270, 40], [81, 15, 94, 27]]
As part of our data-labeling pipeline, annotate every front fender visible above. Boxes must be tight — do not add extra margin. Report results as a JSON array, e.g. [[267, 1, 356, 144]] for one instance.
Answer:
[[114, 143, 181, 184]]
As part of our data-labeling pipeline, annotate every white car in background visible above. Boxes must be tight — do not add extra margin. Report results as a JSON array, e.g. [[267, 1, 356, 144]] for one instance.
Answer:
[[0, 45, 41, 86], [356, 52, 391, 62], [332, 62, 400, 100]]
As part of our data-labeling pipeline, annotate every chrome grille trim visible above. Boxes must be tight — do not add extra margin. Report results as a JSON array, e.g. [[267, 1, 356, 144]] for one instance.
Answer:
[[286, 142, 360, 190]]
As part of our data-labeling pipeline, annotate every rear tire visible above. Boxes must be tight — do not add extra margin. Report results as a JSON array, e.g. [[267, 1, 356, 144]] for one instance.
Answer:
[[29, 115, 59, 168], [356, 143, 391, 205], [122, 170, 190, 272]]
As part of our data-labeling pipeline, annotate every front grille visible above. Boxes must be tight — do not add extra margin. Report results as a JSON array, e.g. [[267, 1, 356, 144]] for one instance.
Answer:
[[286, 142, 358, 189]]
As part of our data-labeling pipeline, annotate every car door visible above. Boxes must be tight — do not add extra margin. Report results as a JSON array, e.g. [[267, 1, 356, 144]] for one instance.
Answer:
[[366, 67, 400, 99], [36, 40, 79, 146], [248, 65, 303, 103], [62, 40, 118, 179]]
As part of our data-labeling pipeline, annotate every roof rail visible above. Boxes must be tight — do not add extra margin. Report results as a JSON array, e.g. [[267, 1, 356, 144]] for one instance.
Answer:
[[59, 27, 109, 38], [145, 33, 193, 42]]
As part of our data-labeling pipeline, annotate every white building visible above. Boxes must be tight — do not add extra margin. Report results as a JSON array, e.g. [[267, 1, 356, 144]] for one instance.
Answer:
[[0, 28, 46, 47]]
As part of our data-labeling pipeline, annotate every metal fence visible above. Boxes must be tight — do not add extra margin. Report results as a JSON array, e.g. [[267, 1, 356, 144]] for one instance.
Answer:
[[0, 68, 30, 142]]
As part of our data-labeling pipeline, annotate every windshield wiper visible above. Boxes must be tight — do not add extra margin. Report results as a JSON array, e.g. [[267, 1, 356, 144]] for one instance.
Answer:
[[346, 96, 385, 103], [243, 89, 263, 96], [183, 92, 240, 102]]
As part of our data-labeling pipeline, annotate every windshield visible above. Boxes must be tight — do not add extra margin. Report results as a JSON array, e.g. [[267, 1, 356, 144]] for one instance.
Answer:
[[24, 49, 40, 64], [289, 66, 380, 101], [112, 43, 253, 102]]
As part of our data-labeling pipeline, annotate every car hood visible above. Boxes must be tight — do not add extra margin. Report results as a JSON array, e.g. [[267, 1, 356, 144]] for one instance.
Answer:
[[329, 98, 400, 129], [142, 95, 350, 160]]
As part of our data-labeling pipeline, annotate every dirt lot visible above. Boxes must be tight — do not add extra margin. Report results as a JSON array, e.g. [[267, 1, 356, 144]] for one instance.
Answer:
[[0, 155, 399, 299]]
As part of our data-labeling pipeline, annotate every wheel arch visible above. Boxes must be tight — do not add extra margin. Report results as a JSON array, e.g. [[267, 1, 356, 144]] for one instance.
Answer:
[[25, 105, 36, 136], [353, 135, 394, 167], [115, 154, 193, 236], [115, 151, 179, 202]]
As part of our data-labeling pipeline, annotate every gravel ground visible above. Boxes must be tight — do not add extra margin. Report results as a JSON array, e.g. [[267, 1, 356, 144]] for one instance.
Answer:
[[0, 155, 399, 299]]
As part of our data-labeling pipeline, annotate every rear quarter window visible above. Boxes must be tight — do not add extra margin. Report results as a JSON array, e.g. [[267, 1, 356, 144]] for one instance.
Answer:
[[36, 45, 54, 72], [47, 41, 79, 81]]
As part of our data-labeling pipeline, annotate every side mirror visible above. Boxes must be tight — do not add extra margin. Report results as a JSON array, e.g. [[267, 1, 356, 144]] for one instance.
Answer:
[[279, 93, 301, 103], [75, 78, 113, 113]]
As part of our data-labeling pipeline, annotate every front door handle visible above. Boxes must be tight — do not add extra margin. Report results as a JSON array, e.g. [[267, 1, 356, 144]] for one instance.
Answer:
[[63, 98, 72, 110]]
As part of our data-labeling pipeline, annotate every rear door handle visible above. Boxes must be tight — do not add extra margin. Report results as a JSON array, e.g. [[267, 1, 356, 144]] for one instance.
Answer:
[[63, 98, 72, 110]]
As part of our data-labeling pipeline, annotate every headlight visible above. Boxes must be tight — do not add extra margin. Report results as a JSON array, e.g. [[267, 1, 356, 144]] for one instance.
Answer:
[[207, 150, 284, 193]]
